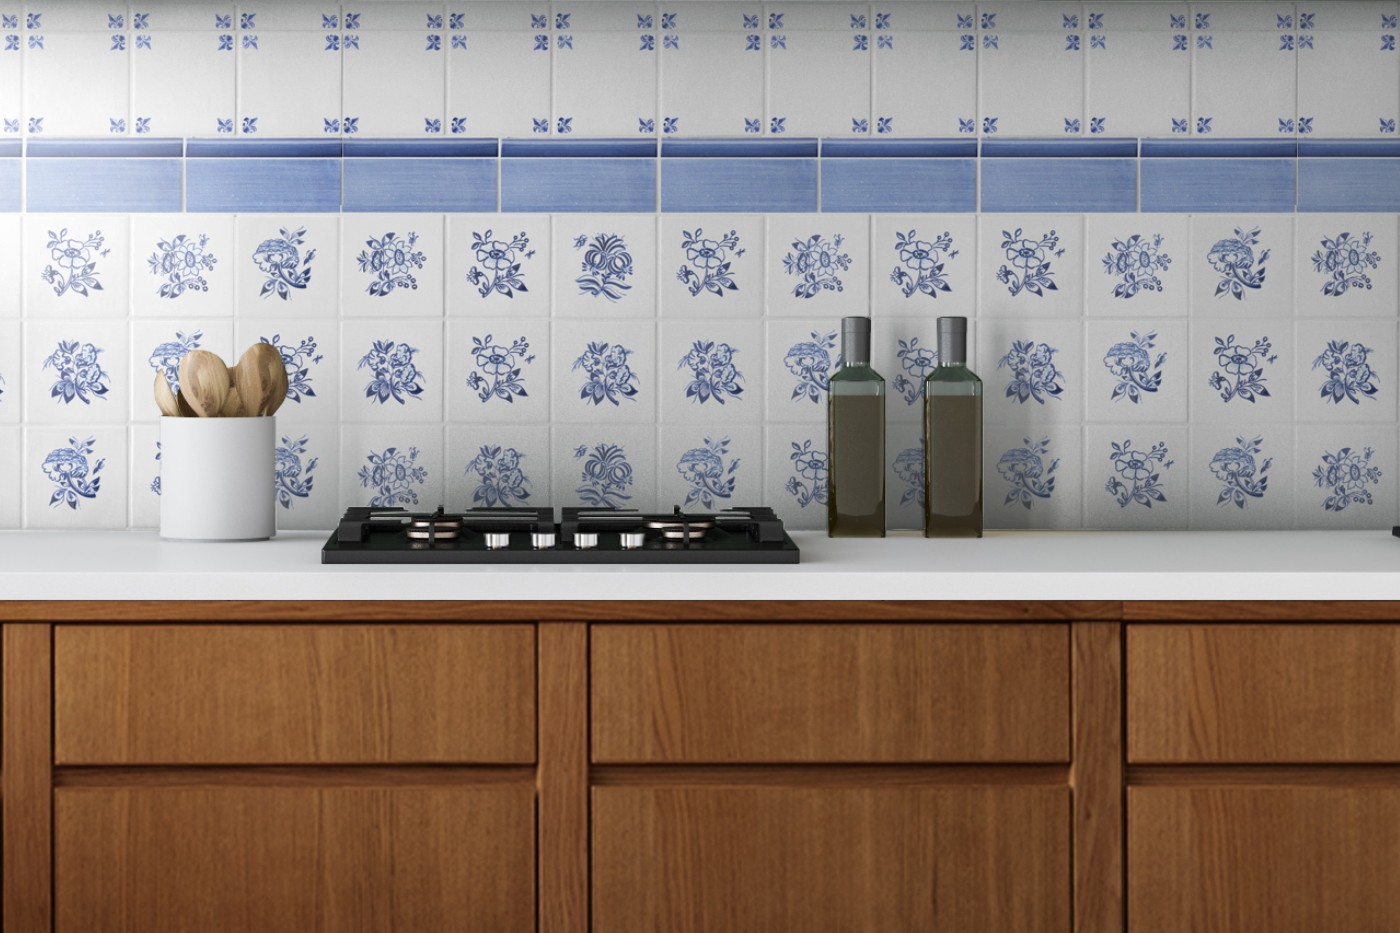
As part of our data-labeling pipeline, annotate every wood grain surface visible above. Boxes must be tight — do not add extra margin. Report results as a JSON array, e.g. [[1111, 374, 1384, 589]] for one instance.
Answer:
[[1072, 622, 1123, 933], [592, 784, 1070, 933], [2, 624, 52, 933], [538, 623, 589, 933], [55, 784, 535, 933], [1128, 625, 1400, 762], [55, 624, 535, 764], [1129, 786, 1400, 933]]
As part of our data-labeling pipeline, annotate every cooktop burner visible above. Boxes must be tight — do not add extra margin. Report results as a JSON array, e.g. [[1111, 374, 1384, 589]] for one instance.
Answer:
[[321, 506, 800, 564]]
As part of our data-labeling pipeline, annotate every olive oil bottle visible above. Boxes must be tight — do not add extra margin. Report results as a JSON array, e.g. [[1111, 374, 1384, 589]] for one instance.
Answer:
[[827, 316, 886, 537], [923, 316, 983, 537]]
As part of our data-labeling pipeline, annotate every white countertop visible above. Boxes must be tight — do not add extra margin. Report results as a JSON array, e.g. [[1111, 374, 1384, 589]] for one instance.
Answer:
[[1, 530, 1398, 601]]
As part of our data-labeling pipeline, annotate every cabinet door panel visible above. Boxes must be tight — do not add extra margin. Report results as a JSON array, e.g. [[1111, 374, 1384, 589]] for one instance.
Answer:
[[593, 785, 1070, 933], [55, 625, 535, 764], [55, 785, 535, 933], [1128, 624, 1400, 762], [1129, 786, 1400, 933], [592, 624, 1069, 762]]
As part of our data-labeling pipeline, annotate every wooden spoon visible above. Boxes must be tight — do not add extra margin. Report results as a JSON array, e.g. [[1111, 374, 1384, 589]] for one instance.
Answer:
[[153, 370, 181, 417], [175, 388, 197, 417], [178, 349, 230, 418], [234, 343, 289, 417], [219, 385, 245, 418]]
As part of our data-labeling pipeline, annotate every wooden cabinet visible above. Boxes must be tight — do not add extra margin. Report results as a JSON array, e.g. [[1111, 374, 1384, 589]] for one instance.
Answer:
[[593, 784, 1070, 933]]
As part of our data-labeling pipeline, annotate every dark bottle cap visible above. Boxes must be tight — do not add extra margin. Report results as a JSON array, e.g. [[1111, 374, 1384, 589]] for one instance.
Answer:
[[937, 316, 967, 366], [841, 316, 871, 365]]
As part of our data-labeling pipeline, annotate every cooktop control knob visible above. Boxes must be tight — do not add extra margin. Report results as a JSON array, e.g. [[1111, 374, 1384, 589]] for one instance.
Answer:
[[531, 531, 557, 550], [574, 532, 599, 550], [484, 532, 511, 550], [619, 531, 646, 550]]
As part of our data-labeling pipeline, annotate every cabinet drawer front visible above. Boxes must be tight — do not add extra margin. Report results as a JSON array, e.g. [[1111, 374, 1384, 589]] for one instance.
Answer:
[[55, 625, 535, 764], [1128, 624, 1400, 763], [592, 624, 1069, 762], [1129, 786, 1400, 933], [56, 785, 535, 933], [594, 785, 1069, 933]]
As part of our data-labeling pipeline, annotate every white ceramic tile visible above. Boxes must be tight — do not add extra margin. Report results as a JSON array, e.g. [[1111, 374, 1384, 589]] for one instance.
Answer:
[[22, 214, 130, 319], [446, 31, 551, 138], [134, 3, 235, 32], [340, 320, 445, 424], [24, 425, 126, 528], [445, 319, 550, 423], [764, 422, 829, 530], [1295, 318, 1399, 424], [23, 4, 124, 32], [658, 424, 761, 510], [661, 31, 763, 136], [131, 214, 236, 318], [871, 214, 976, 318], [984, 424, 1083, 529], [1294, 423, 1398, 529], [234, 215, 339, 316], [766, 214, 869, 316], [342, 29, 445, 136], [271, 422, 339, 530], [553, 216, 657, 318], [232, 320, 339, 423], [1190, 214, 1295, 317], [0, 318, 19, 423], [884, 422, 922, 530], [339, 421, 445, 511], [24, 319, 128, 424], [659, 319, 763, 424], [447, 215, 551, 317], [767, 2, 871, 32], [1088, 3, 1190, 32], [870, 2, 976, 32], [446, 3, 551, 32], [131, 320, 235, 421], [0, 216, 19, 319], [23, 32, 128, 136], [1188, 424, 1295, 529], [1085, 215, 1189, 317], [553, 30, 657, 136], [1295, 214, 1399, 317], [129, 421, 160, 527], [343, 3, 449, 32], [1083, 424, 1189, 529], [551, 423, 657, 511], [979, 30, 1084, 137], [659, 1, 763, 33], [978, 318, 1085, 427], [235, 5, 337, 31], [1191, 3, 1297, 32], [764, 319, 841, 423], [237, 30, 341, 137], [556, 2, 656, 33], [659, 214, 764, 318], [447, 423, 549, 510], [551, 319, 657, 424], [873, 31, 977, 138], [874, 316, 979, 424], [1192, 30, 1295, 137], [340, 214, 445, 317], [767, 31, 870, 137], [132, 31, 236, 137], [1307, 2, 1399, 31], [0, 33, 21, 136], [1189, 321, 1295, 424], [1086, 29, 1190, 139], [0, 426, 18, 526], [1298, 31, 1400, 136], [1085, 321, 1188, 423], [978, 215, 1084, 318]]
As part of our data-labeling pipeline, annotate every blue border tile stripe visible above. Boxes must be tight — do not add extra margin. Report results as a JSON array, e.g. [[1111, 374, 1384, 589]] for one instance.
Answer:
[[501, 139, 657, 159], [1298, 139, 1400, 159], [27, 159, 183, 211], [662, 138, 818, 158], [820, 139, 977, 158], [0, 160, 18, 212], [188, 159, 343, 212], [981, 138, 1138, 159], [661, 159, 817, 212], [822, 159, 976, 212], [1141, 159, 1296, 212], [1140, 138, 1298, 159], [187, 138, 343, 159], [1299, 159, 1400, 212], [503, 158, 657, 212], [982, 159, 1137, 212], [26, 138, 184, 158], [0, 141, 21, 159], [342, 138, 497, 158], [344, 158, 497, 212]]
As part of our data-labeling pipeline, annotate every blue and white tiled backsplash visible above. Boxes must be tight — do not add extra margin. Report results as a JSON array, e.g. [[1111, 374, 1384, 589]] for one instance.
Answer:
[[3, 1, 1400, 532]]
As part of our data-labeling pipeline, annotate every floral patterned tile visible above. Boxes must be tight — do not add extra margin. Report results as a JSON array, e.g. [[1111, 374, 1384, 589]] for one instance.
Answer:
[[339, 319, 445, 423], [763, 319, 842, 424], [884, 422, 924, 531], [447, 423, 550, 511], [447, 214, 551, 319], [977, 318, 1086, 427], [445, 319, 550, 424], [233, 215, 339, 318], [550, 319, 657, 424], [658, 319, 763, 425], [271, 422, 340, 531], [1189, 214, 1295, 318], [984, 423, 1084, 530], [1294, 318, 1399, 425], [340, 214, 446, 318], [1083, 424, 1189, 529], [765, 214, 870, 317], [764, 422, 830, 531], [22, 214, 131, 319], [874, 315, 979, 425], [658, 424, 761, 512], [871, 214, 976, 319], [24, 319, 129, 425], [25, 425, 127, 528], [338, 422, 445, 512], [131, 214, 236, 318], [1188, 423, 1295, 530], [1294, 423, 1398, 529], [1084, 214, 1189, 317], [550, 422, 657, 512], [977, 214, 1085, 318], [1294, 213, 1399, 318], [1187, 318, 1296, 426], [552, 215, 657, 319], [659, 214, 764, 318], [1084, 320, 1187, 424]]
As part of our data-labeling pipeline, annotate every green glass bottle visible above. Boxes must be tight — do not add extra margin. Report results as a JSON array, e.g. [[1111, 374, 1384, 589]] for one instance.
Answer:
[[923, 316, 983, 537], [827, 316, 886, 537]]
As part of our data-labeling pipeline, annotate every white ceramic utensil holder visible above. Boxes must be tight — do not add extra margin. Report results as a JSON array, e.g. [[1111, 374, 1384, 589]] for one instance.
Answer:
[[160, 416, 276, 541]]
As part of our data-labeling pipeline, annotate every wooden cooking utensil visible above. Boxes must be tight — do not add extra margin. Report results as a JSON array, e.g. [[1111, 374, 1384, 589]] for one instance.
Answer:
[[219, 385, 245, 418], [175, 388, 197, 417], [234, 343, 289, 417], [178, 349, 230, 418], [153, 370, 181, 417]]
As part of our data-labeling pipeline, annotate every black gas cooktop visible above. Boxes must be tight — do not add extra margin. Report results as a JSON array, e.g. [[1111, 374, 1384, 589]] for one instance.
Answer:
[[321, 506, 801, 564]]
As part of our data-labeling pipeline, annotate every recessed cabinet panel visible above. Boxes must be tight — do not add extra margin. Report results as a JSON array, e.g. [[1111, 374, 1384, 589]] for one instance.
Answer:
[[592, 624, 1070, 762], [593, 785, 1071, 933], [1128, 625, 1400, 762], [55, 625, 535, 764], [55, 785, 535, 933], [1129, 786, 1400, 933]]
